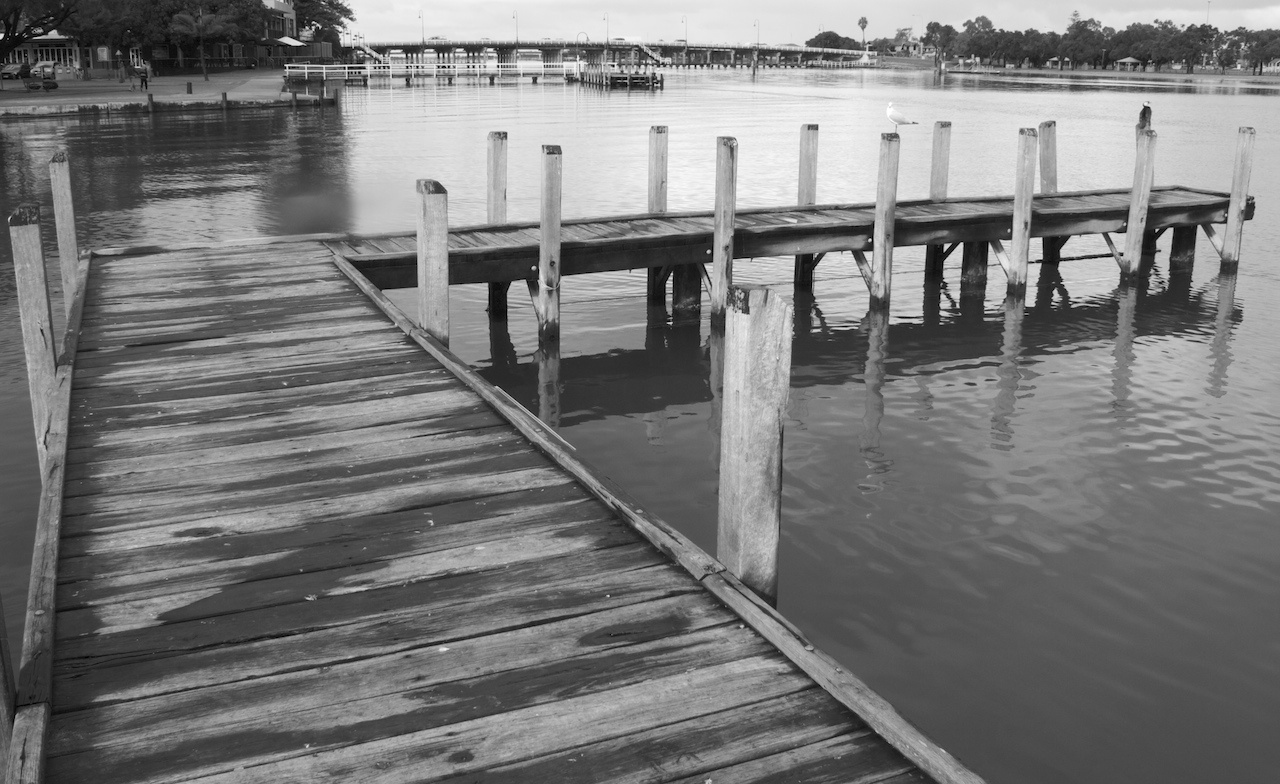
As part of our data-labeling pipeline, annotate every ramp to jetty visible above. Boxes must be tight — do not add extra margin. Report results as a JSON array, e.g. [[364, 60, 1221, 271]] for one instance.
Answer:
[[11, 237, 977, 783]]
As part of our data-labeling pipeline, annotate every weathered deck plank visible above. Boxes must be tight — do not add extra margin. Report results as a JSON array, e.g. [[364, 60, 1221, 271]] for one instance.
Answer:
[[36, 239, 972, 784]]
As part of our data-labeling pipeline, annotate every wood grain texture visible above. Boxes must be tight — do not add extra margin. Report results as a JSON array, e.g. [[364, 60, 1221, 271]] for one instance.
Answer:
[[9, 207, 58, 469], [1223, 126, 1255, 264], [872, 133, 900, 306], [711, 136, 737, 319], [48, 153, 80, 319], [1122, 130, 1157, 277]]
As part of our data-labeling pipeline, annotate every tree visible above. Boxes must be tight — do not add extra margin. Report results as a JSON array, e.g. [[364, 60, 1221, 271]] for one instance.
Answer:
[[923, 21, 957, 69], [293, 0, 352, 42], [170, 5, 230, 80], [858, 16, 867, 49], [1061, 11, 1106, 69], [0, 0, 79, 62], [805, 30, 858, 50]]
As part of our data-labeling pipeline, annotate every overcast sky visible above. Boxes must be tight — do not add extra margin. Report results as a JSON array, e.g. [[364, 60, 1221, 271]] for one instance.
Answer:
[[349, 0, 1280, 44]]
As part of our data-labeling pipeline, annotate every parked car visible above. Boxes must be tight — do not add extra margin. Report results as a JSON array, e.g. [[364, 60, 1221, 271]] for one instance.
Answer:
[[1, 63, 31, 79], [30, 61, 58, 78]]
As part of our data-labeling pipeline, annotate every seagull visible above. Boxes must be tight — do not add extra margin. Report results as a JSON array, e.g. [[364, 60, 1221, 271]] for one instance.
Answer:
[[886, 102, 918, 131], [1137, 101, 1152, 132]]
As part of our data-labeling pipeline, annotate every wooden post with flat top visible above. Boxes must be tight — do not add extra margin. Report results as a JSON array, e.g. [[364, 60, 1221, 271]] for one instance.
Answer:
[[416, 180, 449, 345], [924, 121, 951, 277], [1122, 129, 1157, 279], [486, 131, 511, 318], [794, 123, 819, 290], [48, 152, 79, 319], [8, 206, 57, 470], [1038, 120, 1061, 267], [718, 284, 793, 602], [647, 125, 670, 304], [530, 144, 562, 343], [711, 136, 737, 321], [1222, 126, 1255, 265], [1006, 127, 1037, 296], [870, 133, 900, 308]]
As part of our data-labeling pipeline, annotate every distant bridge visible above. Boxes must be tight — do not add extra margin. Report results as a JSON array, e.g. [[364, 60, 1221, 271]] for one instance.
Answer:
[[359, 38, 878, 68]]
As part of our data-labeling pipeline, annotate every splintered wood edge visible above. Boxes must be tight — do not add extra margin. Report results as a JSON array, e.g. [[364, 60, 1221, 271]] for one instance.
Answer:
[[90, 232, 348, 258], [328, 249, 987, 784], [3, 256, 90, 777]]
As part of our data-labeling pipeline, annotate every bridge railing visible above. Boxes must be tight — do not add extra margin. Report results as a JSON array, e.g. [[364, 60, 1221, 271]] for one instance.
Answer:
[[284, 62, 584, 79]]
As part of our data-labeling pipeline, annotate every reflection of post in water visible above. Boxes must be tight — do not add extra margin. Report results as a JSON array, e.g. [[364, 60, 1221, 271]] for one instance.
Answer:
[[1111, 285, 1137, 417], [487, 313, 518, 369], [959, 241, 988, 321], [536, 343, 561, 429], [1208, 272, 1238, 397], [860, 307, 889, 463], [991, 295, 1025, 445], [922, 276, 943, 327], [1033, 259, 1068, 312]]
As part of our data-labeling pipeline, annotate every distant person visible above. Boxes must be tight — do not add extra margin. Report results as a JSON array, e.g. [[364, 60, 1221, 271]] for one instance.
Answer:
[[139, 65, 149, 91]]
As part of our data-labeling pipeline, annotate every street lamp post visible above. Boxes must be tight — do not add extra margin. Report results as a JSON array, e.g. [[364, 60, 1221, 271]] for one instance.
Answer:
[[514, 10, 519, 44]]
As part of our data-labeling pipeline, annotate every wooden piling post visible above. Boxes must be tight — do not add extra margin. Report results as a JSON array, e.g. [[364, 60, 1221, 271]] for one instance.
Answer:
[[8, 206, 57, 470], [870, 133, 900, 308], [647, 125, 670, 304], [924, 121, 951, 277], [48, 152, 79, 319], [1122, 129, 1157, 279], [718, 285, 793, 602], [531, 144, 562, 343], [794, 123, 819, 290], [486, 131, 511, 318], [2, 591, 13, 763], [960, 241, 988, 300], [1222, 126, 1255, 265], [711, 136, 737, 320], [1006, 127, 1037, 296], [1038, 120, 1061, 266], [1169, 225, 1197, 274], [415, 180, 449, 345]]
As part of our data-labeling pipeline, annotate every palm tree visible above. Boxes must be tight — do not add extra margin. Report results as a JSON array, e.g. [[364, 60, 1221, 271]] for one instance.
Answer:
[[858, 17, 868, 50], [171, 7, 230, 81]]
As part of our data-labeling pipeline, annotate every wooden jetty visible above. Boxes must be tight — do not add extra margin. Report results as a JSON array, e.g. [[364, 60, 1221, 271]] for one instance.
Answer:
[[3, 117, 1256, 783], [3, 168, 985, 782]]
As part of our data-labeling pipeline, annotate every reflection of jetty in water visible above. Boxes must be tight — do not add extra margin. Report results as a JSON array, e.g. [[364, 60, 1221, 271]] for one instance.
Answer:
[[480, 270, 1243, 430]]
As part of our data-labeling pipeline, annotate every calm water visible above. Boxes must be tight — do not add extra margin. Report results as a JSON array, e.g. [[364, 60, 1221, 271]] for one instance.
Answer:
[[2, 71, 1278, 783]]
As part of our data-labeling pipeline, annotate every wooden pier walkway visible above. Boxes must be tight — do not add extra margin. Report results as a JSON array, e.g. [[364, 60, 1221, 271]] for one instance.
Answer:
[[4, 235, 978, 783], [331, 185, 1249, 288]]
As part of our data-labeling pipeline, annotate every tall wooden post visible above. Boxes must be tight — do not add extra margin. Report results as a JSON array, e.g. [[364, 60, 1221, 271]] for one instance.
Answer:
[[647, 125, 670, 304], [794, 123, 819, 290], [1038, 120, 1060, 266], [711, 136, 737, 321], [536, 344, 561, 429], [1122, 129, 1157, 279], [486, 131, 510, 318], [924, 121, 951, 277], [960, 241, 989, 317], [1222, 126, 1255, 265], [48, 152, 79, 319], [1008, 127, 1037, 296], [870, 133, 900, 308], [416, 180, 449, 345], [9, 206, 57, 470], [532, 144, 562, 343], [718, 285, 793, 602], [1, 591, 13, 764]]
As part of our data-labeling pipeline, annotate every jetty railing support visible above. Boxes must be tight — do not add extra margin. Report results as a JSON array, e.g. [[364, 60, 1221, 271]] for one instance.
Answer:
[[718, 284, 793, 602], [924, 121, 951, 277], [486, 131, 510, 318], [794, 123, 820, 291], [994, 126, 1037, 298], [1221, 126, 1255, 265], [48, 153, 79, 318], [1037, 120, 1063, 267], [529, 144, 563, 343], [711, 136, 738, 321], [647, 125, 670, 304], [863, 132, 900, 308], [416, 180, 450, 345], [9, 206, 58, 470]]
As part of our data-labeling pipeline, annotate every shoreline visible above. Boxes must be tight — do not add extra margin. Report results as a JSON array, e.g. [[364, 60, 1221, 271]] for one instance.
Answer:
[[947, 66, 1280, 88], [0, 69, 331, 118]]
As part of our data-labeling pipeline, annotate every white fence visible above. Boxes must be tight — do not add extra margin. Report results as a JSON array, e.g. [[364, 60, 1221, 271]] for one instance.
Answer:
[[285, 62, 585, 80]]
